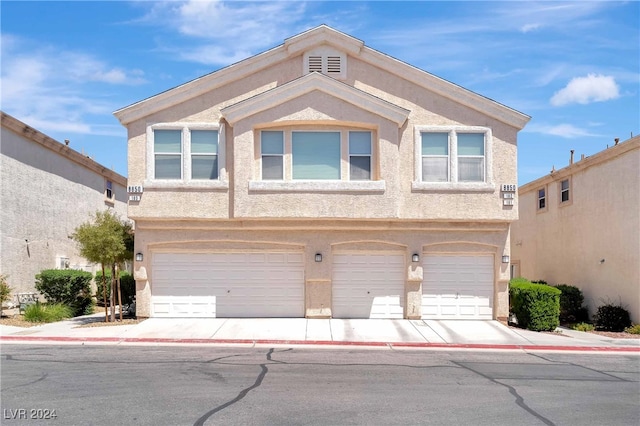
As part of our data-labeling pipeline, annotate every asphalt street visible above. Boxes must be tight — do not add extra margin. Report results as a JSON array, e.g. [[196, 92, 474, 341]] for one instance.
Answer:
[[1, 345, 638, 426]]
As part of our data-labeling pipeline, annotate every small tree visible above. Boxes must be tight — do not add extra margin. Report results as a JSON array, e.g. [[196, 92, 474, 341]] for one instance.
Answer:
[[71, 210, 132, 322], [0, 274, 12, 318]]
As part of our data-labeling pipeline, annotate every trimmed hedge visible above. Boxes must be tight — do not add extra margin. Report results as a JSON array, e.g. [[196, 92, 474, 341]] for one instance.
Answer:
[[510, 278, 561, 331], [35, 269, 93, 317], [95, 271, 135, 305]]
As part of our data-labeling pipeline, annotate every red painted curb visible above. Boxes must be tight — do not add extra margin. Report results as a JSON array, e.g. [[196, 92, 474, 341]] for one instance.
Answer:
[[1, 335, 639, 352]]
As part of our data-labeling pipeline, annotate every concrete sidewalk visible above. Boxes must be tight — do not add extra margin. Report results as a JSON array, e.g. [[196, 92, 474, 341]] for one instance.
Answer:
[[1, 313, 639, 352]]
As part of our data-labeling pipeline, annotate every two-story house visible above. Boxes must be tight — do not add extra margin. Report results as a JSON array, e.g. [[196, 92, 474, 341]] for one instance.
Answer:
[[114, 26, 529, 320], [511, 136, 639, 323], [1, 111, 127, 298]]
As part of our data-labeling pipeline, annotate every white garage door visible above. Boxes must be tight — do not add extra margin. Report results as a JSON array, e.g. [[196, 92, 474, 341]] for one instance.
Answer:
[[332, 253, 405, 319], [422, 255, 493, 320], [151, 252, 304, 318]]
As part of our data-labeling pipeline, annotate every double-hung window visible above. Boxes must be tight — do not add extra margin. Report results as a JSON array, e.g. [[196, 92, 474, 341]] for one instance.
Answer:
[[560, 178, 570, 203], [348, 131, 371, 180], [538, 187, 546, 210], [421, 133, 449, 182], [457, 133, 485, 182], [414, 126, 492, 191], [105, 180, 114, 199], [154, 129, 182, 179], [147, 123, 225, 187], [191, 130, 218, 179], [261, 131, 284, 180]]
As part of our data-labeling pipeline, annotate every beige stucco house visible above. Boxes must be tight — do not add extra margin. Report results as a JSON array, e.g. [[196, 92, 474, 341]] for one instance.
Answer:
[[114, 26, 529, 320], [511, 136, 639, 323], [0, 112, 127, 299]]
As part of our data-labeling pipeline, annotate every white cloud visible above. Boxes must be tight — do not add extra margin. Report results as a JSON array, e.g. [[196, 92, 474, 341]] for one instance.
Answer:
[[0, 34, 146, 136], [521, 23, 542, 33], [550, 74, 620, 106], [143, 0, 309, 65], [525, 123, 601, 139]]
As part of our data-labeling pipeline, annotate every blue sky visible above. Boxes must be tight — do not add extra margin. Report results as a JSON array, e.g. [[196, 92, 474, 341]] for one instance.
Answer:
[[1, 1, 638, 184]]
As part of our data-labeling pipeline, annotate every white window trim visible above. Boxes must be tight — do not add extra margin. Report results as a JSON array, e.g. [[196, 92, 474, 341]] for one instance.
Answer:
[[412, 125, 494, 192], [251, 128, 384, 192], [145, 122, 228, 189]]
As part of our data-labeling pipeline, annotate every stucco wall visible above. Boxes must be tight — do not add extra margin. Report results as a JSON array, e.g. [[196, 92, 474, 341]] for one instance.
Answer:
[[511, 138, 640, 322], [0, 125, 128, 296], [125, 51, 520, 222], [131, 220, 511, 319]]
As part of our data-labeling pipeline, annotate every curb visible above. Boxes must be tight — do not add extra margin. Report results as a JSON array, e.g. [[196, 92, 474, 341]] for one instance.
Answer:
[[2, 335, 639, 352]]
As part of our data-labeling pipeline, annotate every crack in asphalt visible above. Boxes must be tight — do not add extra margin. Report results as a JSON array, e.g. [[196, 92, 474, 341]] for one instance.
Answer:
[[527, 352, 634, 382], [192, 348, 273, 426], [0, 372, 49, 392], [452, 361, 556, 426]]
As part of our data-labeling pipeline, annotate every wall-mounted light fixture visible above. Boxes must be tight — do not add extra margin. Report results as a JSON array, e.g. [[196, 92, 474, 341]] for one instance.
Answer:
[[135, 252, 143, 262], [315, 253, 322, 262], [412, 253, 420, 263], [600, 259, 605, 264], [502, 255, 510, 264]]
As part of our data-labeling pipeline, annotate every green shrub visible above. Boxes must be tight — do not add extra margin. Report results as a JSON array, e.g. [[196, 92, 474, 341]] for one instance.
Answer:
[[24, 302, 73, 323], [571, 322, 594, 332], [554, 284, 588, 323], [624, 324, 640, 334], [95, 271, 135, 305], [510, 278, 561, 331], [35, 270, 93, 317], [0, 274, 12, 317], [593, 303, 632, 331]]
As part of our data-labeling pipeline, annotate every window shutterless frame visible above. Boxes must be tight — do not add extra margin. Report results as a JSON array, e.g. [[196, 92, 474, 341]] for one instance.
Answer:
[[348, 131, 372, 181], [261, 131, 284, 180], [560, 178, 570, 203], [538, 187, 546, 210]]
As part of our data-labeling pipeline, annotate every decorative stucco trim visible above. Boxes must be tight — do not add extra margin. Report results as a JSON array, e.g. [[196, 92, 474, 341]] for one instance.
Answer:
[[221, 73, 409, 127], [411, 181, 496, 193], [284, 25, 364, 56], [248, 179, 386, 193]]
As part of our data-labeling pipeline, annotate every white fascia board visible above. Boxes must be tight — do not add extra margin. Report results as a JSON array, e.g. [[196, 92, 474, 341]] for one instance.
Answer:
[[221, 73, 410, 127], [113, 47, 289, 125], [285, 25, 363, 56], [358, 48, 531, 130]]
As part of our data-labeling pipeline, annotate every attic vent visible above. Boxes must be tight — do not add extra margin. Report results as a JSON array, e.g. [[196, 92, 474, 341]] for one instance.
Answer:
[[308, 56, 323, 73], [327, 56, 341, 74], [303, 47, 347, 80]]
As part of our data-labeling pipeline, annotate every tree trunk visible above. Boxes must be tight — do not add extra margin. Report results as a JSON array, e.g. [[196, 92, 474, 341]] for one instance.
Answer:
[[110, 264, 116, 322], [101, 264, 108, 322], [116, 264, 123, 321]]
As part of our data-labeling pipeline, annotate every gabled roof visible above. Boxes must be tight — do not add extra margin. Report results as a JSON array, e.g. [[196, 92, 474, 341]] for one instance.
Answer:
[[1, 111, 126, 185], [221, 72, 410, 127], [114, 25, 529, 129]]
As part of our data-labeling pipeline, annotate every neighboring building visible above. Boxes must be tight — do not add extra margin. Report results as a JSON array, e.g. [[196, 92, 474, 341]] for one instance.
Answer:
[[114, 26, 530, 320], [0, 111, 128, 298], [511, 136, 640, 322]]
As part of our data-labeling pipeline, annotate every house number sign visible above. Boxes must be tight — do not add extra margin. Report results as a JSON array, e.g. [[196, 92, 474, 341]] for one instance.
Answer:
[[128, 185, 144, 202], [501, 184, 517, 192]]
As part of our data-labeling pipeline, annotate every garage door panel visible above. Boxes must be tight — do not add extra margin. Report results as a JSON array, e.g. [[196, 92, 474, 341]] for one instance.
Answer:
[[422, 255, 494, 320], [332, 254, 405, 319], [151, 252, 303, 318]]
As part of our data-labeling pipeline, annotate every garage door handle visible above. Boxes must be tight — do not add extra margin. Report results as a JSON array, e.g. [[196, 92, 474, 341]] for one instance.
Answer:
[[456, 293, 459, 299], [367, 291, 370, 294], [227, 290, 230, 293]]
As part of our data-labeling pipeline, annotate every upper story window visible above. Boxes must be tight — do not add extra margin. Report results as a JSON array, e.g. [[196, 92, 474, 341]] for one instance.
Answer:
[[537, 187, 546, 210], [259, 129, 372, 181], [146, 123, 226, 189], [250, 127, 385, 193], [105, 180, 114, 199], [560, 178, 570, 203], [414, 126, 493, 192]]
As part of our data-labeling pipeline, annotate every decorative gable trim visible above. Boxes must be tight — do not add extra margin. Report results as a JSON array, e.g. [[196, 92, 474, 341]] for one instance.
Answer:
[[220, 72, 410, 127]]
